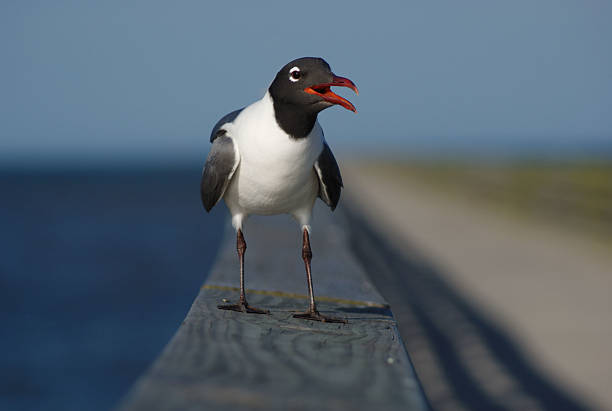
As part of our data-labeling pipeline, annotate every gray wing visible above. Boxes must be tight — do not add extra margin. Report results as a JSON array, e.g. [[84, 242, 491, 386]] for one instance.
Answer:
[[210, 108, 243, 142], [200, 135, 240, 212], [314, 143, 343, 211]]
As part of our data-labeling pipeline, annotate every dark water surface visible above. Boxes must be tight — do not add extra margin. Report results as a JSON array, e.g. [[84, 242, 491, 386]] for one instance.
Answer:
[[0, 168, 225, 411]]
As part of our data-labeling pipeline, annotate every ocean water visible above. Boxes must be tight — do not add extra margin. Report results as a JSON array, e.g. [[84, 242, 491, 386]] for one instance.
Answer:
[[0, 168, 226, 411]]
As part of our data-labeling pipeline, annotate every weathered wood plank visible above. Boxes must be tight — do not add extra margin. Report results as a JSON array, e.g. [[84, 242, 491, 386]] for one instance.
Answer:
[[117, 204, 428, 411]]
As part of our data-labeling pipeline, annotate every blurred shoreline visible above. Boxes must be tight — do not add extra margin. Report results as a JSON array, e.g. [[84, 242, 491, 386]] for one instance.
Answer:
[[344, 163, 612, 410], [348, 158, 612, 247]]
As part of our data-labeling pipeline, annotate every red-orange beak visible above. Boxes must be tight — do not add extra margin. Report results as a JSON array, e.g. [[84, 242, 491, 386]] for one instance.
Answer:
[[304, 75, 359, 112]]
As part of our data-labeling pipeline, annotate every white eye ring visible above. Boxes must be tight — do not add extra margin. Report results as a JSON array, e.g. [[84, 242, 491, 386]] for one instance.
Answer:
[[289, 66, 301, 82]]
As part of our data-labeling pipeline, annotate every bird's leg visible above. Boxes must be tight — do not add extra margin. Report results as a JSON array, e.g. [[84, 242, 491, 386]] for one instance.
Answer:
[[293, 229, 346, 323], [217, 229, 269, 314]]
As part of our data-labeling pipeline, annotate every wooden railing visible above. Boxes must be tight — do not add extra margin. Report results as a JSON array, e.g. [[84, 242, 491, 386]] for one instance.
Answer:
[[117, 204, 428, 411]]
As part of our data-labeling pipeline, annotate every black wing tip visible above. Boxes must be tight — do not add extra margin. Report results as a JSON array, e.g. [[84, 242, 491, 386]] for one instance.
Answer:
[[200, 191, 215, 212], [200, 172, 218, 212], [330, 192, 341, 211], [325, 199, 339, 211], [201, 176, 222, 212], [321, 186, 341, 211], [202, 201, 214, 212]]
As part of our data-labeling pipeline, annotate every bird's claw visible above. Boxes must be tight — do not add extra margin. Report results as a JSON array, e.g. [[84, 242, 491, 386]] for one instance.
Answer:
[[218, 302, 269, 314], [293, 309, 347, 324]]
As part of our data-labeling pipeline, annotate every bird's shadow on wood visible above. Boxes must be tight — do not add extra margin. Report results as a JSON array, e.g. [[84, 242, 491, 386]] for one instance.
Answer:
[[342, 206, 592, 411]]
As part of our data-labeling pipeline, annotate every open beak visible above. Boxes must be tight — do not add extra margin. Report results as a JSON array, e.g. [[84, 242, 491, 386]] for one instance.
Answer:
[[304, 75, 359, 112]]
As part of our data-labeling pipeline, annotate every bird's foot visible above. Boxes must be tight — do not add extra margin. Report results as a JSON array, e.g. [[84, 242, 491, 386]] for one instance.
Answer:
[[217, 302, 269, 314], [293, 309, 347, 324]]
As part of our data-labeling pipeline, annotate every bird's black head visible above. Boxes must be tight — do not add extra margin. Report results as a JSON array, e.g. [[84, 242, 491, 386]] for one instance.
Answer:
[[268, 57, 358, 138]]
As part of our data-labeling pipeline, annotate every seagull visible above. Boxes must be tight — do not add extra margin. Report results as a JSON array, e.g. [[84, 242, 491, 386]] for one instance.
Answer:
[[200, 57, 358, 323]]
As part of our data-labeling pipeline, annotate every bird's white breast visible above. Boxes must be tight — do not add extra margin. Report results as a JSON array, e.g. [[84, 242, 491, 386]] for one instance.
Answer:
[[223, 92, 324, 217]]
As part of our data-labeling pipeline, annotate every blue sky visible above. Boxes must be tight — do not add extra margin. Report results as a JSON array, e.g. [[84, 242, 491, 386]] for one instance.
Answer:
[[1, 1, 611, 165]]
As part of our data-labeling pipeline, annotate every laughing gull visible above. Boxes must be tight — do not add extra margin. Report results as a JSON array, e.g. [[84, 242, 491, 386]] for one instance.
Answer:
[[201, 57, 358, 323]]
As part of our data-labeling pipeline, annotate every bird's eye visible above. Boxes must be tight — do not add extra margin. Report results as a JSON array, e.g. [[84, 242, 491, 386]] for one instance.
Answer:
[[289, 67, 301, 82]]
